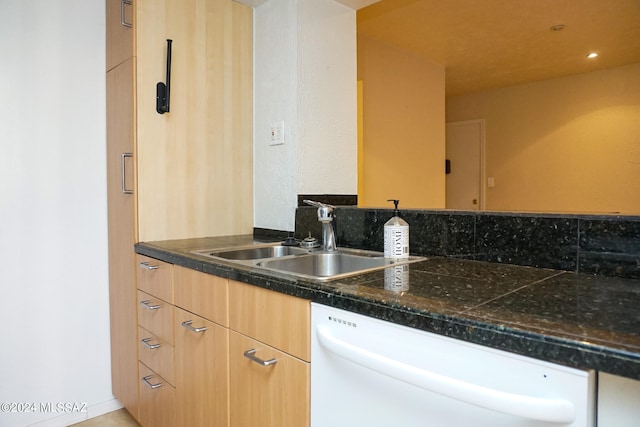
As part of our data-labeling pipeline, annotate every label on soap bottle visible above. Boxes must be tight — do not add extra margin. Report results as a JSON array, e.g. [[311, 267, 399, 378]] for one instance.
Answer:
[[384, 225, 409, 259]]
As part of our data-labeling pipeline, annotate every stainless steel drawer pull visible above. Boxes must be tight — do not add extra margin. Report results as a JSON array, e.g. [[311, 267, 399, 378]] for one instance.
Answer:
[[140, 300, 160, 310], [139, 261, 159, 270], [142, 375, 162, 389], [181, 320, 207, 333], [244, 349, 277, 366], [120, 0, 133, 28], [121, 153, 133, 194], [141, 337, 161, 350]]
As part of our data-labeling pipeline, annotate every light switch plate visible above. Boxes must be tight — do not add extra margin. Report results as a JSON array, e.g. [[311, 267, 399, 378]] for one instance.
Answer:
[[270, 121, 284, 146]]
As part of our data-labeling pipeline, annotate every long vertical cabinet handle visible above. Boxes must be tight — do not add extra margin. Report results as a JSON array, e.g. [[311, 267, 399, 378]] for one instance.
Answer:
[[120, 0, 133, 28], [156, 39, 173, 114], [121, 153, 133, 194]]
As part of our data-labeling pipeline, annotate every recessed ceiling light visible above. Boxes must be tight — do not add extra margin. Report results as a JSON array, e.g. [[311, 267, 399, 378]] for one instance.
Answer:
[[587, 52, 599, 59]]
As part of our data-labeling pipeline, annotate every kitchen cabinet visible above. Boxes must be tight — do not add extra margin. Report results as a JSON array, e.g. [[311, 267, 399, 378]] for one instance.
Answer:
[[128, 253, 313, 426], [174, 265, 229, 427], [228, 280, 311, 427], [106, 0, 252, 418], [175, 308, 229, 427], [106, 55, 137, 416], [106, 0, 133, 71], [229, 331, 310, 427], [136, 255, 175, 426], [106, 0, 253, 242]]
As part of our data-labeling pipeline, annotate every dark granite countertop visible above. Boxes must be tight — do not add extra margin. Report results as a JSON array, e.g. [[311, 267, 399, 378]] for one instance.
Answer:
[[135, 235, 640, 381]]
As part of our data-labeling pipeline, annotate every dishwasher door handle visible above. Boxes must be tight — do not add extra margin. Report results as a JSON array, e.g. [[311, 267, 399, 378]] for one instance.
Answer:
[[316, 325, 576, 424]]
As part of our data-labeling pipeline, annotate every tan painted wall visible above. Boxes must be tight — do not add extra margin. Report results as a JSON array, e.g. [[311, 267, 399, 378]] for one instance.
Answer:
[[447, 63, 640, 214], [357, 35, 446, 209]]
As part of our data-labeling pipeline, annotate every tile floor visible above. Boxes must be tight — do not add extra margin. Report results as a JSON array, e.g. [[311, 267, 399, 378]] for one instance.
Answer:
[[70, 409, 139, 427]]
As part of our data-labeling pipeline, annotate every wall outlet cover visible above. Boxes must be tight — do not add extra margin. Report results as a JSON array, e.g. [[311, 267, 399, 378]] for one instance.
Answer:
[[270, 121, 285, 145]]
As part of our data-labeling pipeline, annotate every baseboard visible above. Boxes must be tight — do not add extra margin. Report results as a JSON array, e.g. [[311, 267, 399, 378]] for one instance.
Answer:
[[28, 398, 123, 427]]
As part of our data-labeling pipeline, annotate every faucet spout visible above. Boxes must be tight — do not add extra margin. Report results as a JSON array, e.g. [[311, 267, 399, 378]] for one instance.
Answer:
[[303, 200, 337, 252]]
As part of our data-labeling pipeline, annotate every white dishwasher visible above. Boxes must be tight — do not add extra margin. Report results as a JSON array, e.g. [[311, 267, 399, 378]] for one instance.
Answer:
[[311, 303, 595, 427]]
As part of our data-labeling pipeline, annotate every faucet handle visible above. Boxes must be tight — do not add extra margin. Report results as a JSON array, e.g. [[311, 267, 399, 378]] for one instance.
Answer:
[[303, 199, 335, 221], [303, 199, 335, 209]]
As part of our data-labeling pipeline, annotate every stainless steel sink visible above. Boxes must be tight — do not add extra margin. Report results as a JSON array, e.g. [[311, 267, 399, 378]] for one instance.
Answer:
[[194, 245, 309, 261], [192, 243, 425, 282], [258, 251, 409, 281]]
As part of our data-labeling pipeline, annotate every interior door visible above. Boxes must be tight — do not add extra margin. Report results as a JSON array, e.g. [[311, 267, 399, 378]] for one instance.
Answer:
[[445, 120, 484, 210]]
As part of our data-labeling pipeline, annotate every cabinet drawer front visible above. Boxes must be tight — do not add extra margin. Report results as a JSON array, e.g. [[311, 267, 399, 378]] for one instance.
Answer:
[[136, 254, 173, 303], [229, 331, 309, 427], [174, 265, 228, 327], [229, 280, 310, 361], [138, 326, 175, 386], [138, 362, 176, 427], [137, 290, 174, 345]]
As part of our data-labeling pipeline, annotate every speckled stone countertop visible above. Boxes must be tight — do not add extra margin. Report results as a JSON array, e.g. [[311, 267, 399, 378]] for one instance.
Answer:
[[135, 235, 640, 381]]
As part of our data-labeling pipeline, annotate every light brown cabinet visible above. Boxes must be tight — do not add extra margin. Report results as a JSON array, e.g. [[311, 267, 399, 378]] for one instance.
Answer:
[[175, 308, 229, 427], [138, 362, 176, 427], [128, 255, 312, 427], [106, 0, 252, 419], [106, 54, 137, 417], [173, 265, 230, 427], [135, 255, 176, 426], [229, 331, 310, 427], [228, 280, 311, 427]]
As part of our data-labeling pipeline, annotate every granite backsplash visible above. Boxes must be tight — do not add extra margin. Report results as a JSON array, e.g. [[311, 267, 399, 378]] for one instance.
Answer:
[[292, 207, 640, 280]]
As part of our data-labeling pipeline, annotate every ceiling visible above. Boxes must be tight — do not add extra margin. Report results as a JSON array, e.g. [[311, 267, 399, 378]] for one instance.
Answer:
[[357, 0, 640, 96]]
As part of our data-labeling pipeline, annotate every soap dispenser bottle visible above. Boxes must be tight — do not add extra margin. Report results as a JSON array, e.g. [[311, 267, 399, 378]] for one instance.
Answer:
[[384, 199, 409, 259]]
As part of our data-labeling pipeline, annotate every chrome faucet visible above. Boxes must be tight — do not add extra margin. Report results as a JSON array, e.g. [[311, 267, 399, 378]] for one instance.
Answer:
[[303, 200, 337, 252]]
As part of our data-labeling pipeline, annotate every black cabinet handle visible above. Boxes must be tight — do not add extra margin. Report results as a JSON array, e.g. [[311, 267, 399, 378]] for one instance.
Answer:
[[156, 39, 172, 114]]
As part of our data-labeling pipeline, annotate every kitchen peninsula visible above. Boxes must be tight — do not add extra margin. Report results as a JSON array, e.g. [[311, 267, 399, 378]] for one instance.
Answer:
[[136, 234, 640, 381]]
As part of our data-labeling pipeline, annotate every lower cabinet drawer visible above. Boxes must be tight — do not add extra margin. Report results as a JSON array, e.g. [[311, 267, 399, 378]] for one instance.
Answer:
[[136, 254, 173, 304], [137, 290, 174, 345], [229, 280, 310, 361], [138, 326, 175, 386], [138, 362, 175, 427]]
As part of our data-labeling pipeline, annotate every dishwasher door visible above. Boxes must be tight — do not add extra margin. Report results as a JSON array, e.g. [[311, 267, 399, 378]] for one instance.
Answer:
[[310, 303, 595, 427]]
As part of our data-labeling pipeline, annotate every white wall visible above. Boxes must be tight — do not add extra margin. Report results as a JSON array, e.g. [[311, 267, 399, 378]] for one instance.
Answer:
[[0, 1, 117, 426], [253, 0, 358, 232]]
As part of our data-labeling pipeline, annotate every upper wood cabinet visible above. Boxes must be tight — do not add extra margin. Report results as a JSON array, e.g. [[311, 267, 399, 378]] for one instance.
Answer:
[[106, 0, 134, 71], [106, 0, 253, 243]]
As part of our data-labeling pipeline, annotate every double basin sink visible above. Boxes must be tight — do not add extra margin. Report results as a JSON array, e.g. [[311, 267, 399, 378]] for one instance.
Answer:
[[192, 242, 425, 282]]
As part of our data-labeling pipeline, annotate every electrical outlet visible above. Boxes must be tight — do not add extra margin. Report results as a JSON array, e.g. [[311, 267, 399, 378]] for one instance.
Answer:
[[270, 121, 285, 146]]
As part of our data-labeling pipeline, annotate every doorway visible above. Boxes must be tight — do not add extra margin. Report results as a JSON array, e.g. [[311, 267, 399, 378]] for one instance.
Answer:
[[445, 120, 485, 210]]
